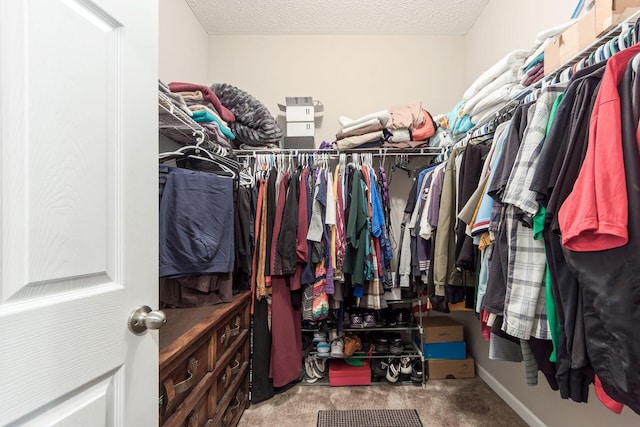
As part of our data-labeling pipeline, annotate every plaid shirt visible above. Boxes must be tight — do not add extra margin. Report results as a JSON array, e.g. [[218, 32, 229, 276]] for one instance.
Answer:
[[502, 205, 549, 339], [502, 86, 566, 216], [499, 86, 566, 340]]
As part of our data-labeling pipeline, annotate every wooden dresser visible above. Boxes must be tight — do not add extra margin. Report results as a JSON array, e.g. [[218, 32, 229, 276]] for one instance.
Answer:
[[159, 291, 251, 427]]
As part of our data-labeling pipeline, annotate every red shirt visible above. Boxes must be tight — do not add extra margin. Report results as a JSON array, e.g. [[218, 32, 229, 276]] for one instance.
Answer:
[[559, 44, 640, 251]]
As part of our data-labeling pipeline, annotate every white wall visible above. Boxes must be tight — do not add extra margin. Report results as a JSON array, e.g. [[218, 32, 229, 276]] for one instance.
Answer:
[[461, 1, 640, 425], [158, 0, 209, 85], [464, 0, 576, 88], [206, 35, 466, 144]]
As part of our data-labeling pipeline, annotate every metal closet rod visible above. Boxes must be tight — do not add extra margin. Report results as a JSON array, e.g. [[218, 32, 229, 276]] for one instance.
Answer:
[[233, 147, 443, 158]]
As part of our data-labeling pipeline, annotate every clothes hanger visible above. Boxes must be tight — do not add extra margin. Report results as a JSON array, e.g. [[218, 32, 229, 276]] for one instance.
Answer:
[[159, 145, 237, 178]]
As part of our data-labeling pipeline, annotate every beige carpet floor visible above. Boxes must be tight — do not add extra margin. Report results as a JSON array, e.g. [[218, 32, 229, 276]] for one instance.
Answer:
[[238, 378, 528, 427]]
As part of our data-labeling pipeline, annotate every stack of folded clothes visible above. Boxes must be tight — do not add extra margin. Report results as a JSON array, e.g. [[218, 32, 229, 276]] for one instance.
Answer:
[[462, 50, 529, 125], [167, 81, 237, 148], [334, 102, 436, 150], [436, 20, 577, 145], [167, 81, 284, 149]]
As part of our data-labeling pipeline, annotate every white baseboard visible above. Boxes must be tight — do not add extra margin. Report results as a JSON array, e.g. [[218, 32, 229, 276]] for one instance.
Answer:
[[476, 364, 547, 427]]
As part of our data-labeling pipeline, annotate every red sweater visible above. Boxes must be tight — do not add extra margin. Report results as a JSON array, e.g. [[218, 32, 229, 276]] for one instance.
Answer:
[[559, 44, 640, 251]]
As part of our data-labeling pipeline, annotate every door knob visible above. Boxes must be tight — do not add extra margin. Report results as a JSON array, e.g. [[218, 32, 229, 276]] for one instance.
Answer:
[[128, 305, 167, 334]]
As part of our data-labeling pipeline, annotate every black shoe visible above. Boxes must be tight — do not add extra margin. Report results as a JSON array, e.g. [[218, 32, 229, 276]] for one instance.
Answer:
[[411, 360, 424, 385], [373, 333, 389, 353], [388, 333, 404, 355]]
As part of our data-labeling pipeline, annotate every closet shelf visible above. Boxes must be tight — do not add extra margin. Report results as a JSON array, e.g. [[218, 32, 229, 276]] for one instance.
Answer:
[[158, 91, 226, 155], [233, 146, 443, 158]]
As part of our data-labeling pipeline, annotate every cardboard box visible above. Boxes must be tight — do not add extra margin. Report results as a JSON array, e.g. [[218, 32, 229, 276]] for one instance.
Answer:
[[422, 317, 464, 344], [427, 356, 475, 379], [595, 0, 640, 35], [329, 359, 371, 386], [544, 8, 597, 74], [416, 336, 467, 360]]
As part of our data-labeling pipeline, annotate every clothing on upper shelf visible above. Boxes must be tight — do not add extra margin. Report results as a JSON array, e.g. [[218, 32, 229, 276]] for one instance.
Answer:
[[333, 103, 436, 149]]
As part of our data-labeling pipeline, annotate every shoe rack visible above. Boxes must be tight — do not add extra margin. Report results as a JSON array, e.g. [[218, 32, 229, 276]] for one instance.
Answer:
[[300, 296, 427, 386]]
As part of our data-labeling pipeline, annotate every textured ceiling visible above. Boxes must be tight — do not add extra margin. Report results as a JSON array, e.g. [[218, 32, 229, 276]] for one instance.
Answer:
[[186, 0, 490, 35]]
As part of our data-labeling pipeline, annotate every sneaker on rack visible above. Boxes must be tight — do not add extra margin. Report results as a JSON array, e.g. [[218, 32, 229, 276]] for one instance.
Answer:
[[371, 359, 387, 381], [385, 358, 401, 383], [394, 308, 413, 326], [363, 312, 376, 328], [373, 333, 389, 353], [304, 356, 319, 383], [388, 333, 404, 355], [330, 338, 344, 358], [400, 356, 413, 375], [302, 334, 313, 357], [313, 331, 328, 344], [343, 334, 362, 357], [350, 313, 364, 329], [316, 340, 330, 358], [411, 359, 425, 385], [313, 355, 327, 376]]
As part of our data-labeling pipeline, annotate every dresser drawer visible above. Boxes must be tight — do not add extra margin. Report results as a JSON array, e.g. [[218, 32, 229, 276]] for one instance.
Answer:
[[160, 336, 212, 423], [214, 313, 245, 365], [213, 364, 249, 427], [214, 351, 243, 406], [159, 292, 251, 427], [182, 389, 209, 427]]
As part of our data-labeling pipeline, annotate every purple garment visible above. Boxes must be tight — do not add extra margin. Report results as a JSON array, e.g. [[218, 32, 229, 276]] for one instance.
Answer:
[[427, 165, 445, 230]]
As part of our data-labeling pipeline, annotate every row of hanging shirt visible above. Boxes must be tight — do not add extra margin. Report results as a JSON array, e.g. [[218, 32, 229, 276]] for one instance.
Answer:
[[414, 41, 640, 415], [245, 152, 395, 319]]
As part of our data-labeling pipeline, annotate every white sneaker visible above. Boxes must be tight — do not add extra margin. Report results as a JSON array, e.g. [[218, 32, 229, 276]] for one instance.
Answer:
[[330, 338, 344, 358]]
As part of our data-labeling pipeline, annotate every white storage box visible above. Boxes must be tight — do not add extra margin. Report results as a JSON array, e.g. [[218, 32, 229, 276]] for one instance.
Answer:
[[286, 121, 315, 137], [278, 97, 323, 122]]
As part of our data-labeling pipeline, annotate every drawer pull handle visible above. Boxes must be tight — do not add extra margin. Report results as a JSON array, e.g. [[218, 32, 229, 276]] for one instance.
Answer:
[[161, 357, 198, 411], [221, 365, 233, 387], [187, 411, 199, 427], [220, 324, 231, 346], [230, 316, 241, 336], [174, 356, 198, 394], [230, 358, 241, 375]]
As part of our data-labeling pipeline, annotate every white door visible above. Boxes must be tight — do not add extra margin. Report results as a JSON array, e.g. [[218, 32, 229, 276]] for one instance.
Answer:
[[0, 0, 159, 425]]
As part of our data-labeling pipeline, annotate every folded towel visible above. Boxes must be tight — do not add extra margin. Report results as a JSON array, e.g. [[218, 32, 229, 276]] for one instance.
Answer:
[[388, 128, 411, 143], [339, 110, 390, 128], [191, 110, 236, 140], [335, 130, 384, 150], [341, 117, 381, 134], [178, 90, 204, 99], [336, 122, 383, 140], [535, 20, 576, 45], [189, 104, 228, 127], [465, 69, 518, 114], [467, 83, 521, 118], [169, 82, 236, 123], [463, 50, 528, 101]]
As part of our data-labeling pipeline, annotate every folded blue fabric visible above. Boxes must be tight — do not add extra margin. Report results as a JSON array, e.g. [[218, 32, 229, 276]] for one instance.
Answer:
[[191, 110, 236, 140], [523, 52, 544, 73]]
